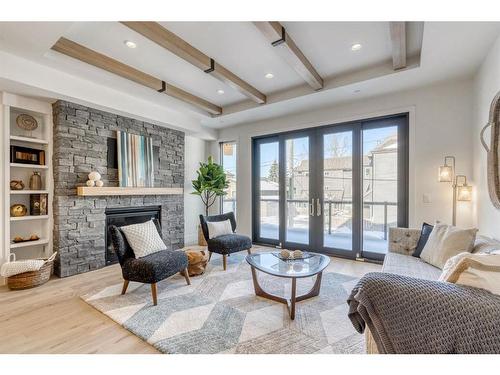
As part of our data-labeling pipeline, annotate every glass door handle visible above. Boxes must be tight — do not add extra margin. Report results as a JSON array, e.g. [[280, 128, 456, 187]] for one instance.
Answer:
[[309, 198, 315, 216], [316, 198, 322, 216]]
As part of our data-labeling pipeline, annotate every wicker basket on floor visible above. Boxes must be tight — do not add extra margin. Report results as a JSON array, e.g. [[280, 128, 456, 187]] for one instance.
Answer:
[[7, 253, 56, 290]]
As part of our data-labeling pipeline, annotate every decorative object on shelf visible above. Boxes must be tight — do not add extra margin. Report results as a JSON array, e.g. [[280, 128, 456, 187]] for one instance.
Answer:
[[117, 130, 154, 187], [29, 171, 42, 190], [191, 156, 229, 216], [10, 204, 28, 217], [30, 194, 48, 215], [479, 90, 500, 209], [438, 156, 473, 225], [4, 252, 57, 290], [87, 171, 104, 187], [10, 145, 45, 165], [16, 113, 38, 137], [88, 171, 101, 181], [12, 234, 40, 243], [10, 180, 25, 190]]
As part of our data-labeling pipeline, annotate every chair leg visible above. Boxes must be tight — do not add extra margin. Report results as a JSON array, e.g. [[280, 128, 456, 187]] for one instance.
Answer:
[[151, 283, 158, 306], [121, 280, 129, 295], [183, 268, 191, 285], [223, 254, 227, 271]]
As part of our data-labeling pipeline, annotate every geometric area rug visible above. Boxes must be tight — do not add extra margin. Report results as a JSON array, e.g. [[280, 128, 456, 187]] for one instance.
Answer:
[[81, 248, 364, 354]]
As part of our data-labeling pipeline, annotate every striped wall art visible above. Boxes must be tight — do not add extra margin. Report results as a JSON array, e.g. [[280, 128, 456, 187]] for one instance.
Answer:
[[117, 130, 154, 187]]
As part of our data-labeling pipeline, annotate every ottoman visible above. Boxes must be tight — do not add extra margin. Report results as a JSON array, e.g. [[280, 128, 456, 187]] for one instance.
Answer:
[[181, 247, 209, 276]]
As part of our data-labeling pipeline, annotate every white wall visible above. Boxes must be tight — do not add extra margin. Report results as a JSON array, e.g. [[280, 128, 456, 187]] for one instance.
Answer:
[[214, 79, 475, 237], [184, 135, 207, 245], [472, 34, 500, 239]]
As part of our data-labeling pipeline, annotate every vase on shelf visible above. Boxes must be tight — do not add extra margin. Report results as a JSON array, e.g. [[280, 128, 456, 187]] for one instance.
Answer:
[[29, 171, 42, 190]]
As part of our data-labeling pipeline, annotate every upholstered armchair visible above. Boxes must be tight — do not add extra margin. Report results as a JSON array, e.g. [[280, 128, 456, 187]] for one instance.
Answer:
[[109, 219, 190, 305], [199, 212, 252, 270]]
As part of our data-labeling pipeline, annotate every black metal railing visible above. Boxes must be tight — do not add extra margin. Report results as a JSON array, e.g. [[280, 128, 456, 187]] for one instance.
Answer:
[[258, 198, 397, 240]]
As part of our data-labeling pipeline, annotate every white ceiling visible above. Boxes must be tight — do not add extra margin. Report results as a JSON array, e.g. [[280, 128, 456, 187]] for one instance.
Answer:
[[0, 21, 499, 133]]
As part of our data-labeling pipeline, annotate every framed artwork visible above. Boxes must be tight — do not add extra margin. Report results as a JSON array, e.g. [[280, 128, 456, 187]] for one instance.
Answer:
[[10, 145, 45, 165], [116, 131, 154, 187]]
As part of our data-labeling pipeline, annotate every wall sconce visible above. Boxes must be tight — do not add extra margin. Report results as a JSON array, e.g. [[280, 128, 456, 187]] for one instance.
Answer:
[[456, 175, 472, 202], [438, 156, 455, 182], [438, 156, 472, 226]]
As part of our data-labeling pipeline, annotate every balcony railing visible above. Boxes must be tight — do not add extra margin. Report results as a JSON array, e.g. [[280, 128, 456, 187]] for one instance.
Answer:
[[259, 198, 397, 240]]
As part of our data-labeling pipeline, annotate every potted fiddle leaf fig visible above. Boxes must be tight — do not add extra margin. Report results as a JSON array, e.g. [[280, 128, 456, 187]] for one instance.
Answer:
[[192, 156, 229, 245]]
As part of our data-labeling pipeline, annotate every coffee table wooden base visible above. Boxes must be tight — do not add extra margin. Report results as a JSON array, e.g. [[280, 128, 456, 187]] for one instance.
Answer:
[[250, 267, 323, 320]]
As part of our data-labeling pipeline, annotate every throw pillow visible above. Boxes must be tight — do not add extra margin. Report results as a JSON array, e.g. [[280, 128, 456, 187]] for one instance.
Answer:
[[120, 220, 166, 258], [420, 223, 477, 269], [412, 222, 434, 258], [207, 219, 233, 239], [439, 252, 500, 295]]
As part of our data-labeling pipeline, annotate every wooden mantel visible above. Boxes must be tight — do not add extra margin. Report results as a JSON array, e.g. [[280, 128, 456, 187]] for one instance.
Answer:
[[76, 186, 183, 196]]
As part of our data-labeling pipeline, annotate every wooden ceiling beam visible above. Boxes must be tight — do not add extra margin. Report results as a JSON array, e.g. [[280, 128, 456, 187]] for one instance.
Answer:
[[389, 22, 407, 70], [121, 21, 266, 104], [253, 22, 323, 90], [51, 37, 222, 115]]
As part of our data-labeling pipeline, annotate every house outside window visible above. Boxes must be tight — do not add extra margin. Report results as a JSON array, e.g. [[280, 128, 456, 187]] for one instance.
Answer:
[[220, 142, 237, 214]]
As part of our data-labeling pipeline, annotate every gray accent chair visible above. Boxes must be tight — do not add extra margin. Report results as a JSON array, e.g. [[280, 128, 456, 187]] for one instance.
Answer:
[[109, 219, 190, 306], [199, 212, 252, 270]]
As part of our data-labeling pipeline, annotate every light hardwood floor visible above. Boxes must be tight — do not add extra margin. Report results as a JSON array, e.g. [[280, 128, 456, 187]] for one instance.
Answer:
[[0, 252, 381, 354]]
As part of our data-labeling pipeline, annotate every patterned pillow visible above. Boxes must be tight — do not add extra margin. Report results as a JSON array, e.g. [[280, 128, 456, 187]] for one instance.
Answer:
[[207, 220, 233, 239], [120, 220, 166, 258]]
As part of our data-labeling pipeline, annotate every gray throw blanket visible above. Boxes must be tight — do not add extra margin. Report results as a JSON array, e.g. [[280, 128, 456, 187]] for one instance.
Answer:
[[347, 272, 500, 354]]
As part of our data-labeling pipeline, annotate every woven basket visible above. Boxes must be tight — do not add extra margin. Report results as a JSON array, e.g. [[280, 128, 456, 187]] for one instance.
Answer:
[[7, 258, 54, 290]]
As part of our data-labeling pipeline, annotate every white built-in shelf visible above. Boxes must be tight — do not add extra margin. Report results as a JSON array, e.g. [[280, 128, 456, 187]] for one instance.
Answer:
[[10, 215, 49, 222], [10, 163, 48, 169], [10, 135, 49, 145], [10, 190, 49, 195], [77, 186, 184, 196], [10, 238, 49, 249]]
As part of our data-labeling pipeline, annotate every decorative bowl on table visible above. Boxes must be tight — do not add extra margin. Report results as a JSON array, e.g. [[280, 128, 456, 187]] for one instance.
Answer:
[[273, 249, 314, 261]]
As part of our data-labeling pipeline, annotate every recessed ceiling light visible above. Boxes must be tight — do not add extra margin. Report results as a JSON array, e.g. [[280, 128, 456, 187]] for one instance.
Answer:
[[124, 40, 137, 49], [351, 43, 362, 51], [265, 73, 274, 79], [217, 89, 225, 95]]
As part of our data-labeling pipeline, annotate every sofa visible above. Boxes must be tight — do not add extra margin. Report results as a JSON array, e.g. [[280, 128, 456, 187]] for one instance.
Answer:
[[365, 227, 500, 354]]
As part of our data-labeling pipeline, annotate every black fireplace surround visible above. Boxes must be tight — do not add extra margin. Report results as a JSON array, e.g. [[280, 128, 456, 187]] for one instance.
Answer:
[[105, 206, 162, 265]]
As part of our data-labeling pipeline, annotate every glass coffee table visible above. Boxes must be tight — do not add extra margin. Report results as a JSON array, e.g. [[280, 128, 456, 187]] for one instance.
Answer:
[[246, 252, 330, 320]]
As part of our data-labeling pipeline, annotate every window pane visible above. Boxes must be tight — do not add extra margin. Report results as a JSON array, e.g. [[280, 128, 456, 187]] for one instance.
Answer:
[[323, 131, 353, 250], [285, 137, 309, 244], [362, 126, 398, 254], [259, 141, 279, 240], [221, 142, 237, 214]]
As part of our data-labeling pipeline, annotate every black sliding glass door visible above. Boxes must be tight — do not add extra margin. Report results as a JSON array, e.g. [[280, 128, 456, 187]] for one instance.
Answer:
[[252, 114, 408, 261]]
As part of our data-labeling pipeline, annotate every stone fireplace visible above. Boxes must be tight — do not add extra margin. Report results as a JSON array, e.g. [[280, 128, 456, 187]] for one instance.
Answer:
[[52, 100, 184, 277]]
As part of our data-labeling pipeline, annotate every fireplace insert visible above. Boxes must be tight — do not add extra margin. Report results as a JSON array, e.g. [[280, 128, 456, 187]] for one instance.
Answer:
[[105, 206, 161, 265]]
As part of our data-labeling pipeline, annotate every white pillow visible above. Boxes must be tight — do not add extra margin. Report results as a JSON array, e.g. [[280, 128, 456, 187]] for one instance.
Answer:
[[420, 223, 477, 269], [207, 220, 233, 239], [439, 252, 500, 295], [120, 220, 166, 258]]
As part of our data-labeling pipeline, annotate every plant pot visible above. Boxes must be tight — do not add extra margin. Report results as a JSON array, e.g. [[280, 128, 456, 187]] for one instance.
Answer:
[[198, 225, 207, 246]]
